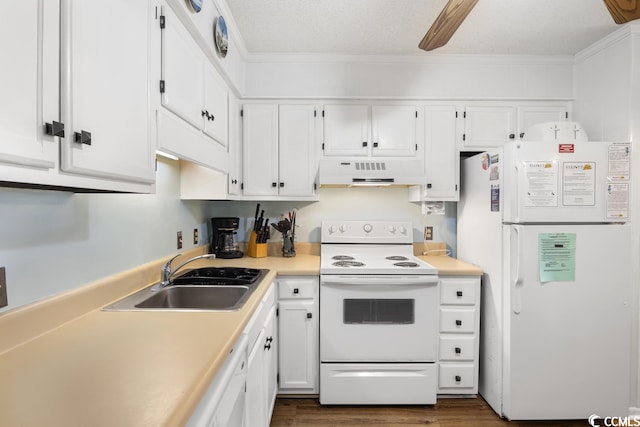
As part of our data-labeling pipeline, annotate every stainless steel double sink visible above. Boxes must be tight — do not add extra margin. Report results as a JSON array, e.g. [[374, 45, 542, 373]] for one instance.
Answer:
[[103, 267, 268, 312]]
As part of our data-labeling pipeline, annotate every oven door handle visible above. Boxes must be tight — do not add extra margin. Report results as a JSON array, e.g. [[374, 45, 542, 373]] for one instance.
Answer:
[[321, 276, 438, 286]]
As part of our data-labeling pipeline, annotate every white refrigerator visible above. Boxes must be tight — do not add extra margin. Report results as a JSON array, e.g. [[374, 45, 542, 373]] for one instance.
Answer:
[[458, 140, 632, 420]]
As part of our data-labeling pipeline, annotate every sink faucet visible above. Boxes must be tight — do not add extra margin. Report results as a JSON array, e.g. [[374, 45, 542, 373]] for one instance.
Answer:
[[152, 253, 216, 290]]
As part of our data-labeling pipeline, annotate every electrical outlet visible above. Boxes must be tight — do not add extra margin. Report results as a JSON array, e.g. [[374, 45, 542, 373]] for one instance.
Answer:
[[193, 228, 199, 245], [0, 267, 7, 308], [177, 231, 183, 249], [424, 226, 433, 241]]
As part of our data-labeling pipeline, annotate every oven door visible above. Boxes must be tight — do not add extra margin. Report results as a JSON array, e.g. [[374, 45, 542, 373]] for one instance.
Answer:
[[320, 275, 438, 362]]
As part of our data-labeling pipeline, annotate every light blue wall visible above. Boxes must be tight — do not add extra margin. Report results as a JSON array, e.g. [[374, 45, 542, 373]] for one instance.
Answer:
[[0, 160, 455, 312]]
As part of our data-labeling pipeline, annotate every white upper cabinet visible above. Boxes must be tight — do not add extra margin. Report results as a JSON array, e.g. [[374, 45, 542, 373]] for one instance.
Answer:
[[59, 0, 155, 184], [462, 103, 569, 150], [156, 4, 229, 172], [371, 105, 417, 157], [323, 104, 418, 157], [462, 105, 516, 149], [242, 103, 317, 199], [516, 105, 568, 140], [0, 1, 59, 171], [322, 104, 370, 156]]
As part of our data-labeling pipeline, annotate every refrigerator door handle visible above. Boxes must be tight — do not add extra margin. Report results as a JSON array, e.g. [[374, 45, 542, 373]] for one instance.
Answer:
[[512, 225, 523, 314]]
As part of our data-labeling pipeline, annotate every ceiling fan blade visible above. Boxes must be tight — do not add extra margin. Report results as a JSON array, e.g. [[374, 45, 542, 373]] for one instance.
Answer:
[[419, 0, 478, 51], [603, 0, 640, 24]]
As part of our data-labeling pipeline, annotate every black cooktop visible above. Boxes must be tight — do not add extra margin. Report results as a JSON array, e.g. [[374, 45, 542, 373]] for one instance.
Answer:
[[171, 267, 268, 286]]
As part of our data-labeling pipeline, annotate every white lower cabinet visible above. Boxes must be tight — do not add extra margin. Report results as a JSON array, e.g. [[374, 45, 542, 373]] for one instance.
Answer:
[[245, 284, 278, 427], [437, 276, 481, 396], [277, 276, 319, 394]]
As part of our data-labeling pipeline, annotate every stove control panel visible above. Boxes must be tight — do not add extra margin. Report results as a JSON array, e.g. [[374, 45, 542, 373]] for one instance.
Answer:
[[321, 220, 414, 244]]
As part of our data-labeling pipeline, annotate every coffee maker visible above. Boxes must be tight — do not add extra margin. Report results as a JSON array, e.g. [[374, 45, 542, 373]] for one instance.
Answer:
[[210, 217, 244, 259]]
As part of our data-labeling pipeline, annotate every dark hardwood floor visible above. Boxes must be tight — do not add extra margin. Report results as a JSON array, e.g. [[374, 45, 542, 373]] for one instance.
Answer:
[[270, 397, 589, 426]]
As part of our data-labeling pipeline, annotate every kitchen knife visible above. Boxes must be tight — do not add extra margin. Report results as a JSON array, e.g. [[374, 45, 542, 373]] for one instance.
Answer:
[[253, 203, 260, 232]]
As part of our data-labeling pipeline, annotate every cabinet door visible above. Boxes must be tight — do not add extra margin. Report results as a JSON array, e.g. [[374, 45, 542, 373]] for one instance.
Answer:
[[203, 62, 228, 146], [160, 6, 204, 131], [278, 299, 318, 391], [0, 1, 58, 171], [278, 104, 316, 197], [322, 104, 369, 156], [60, 0, 155, 184], [242, 104, 279, 196], [245, 329, 267, 427], [227, 94, 243, 196], [263, 306, 278, 418], [517, 105, 568, 139], [424, 105, 458, 200], [371, 105, 417, 157], [463, 105, 516, 148]]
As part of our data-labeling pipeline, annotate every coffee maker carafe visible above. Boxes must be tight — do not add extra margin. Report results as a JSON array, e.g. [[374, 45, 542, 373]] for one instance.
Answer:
[[210, 217, 244, 259]]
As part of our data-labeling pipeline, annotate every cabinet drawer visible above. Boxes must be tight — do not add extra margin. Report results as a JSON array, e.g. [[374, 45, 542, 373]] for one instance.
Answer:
[[277, 277, 318, 299], [439, 363, 475, 389], [439, 308, 476, 333], [440, 278, 478, 305], [439, 335, 475, 361]]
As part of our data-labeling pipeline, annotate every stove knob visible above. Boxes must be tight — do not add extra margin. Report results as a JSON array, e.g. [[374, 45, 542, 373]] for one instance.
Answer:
[[363, 223, 373, 233], [388, 225, 397, 234], [398, 226, 407, 235], [328, 225, 337, 234], [339, 224, 348, 233]]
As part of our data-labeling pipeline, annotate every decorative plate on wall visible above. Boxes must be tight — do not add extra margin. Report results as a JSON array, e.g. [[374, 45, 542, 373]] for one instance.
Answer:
[[214, 16, 228, 58], [187, 0, 203, 13]]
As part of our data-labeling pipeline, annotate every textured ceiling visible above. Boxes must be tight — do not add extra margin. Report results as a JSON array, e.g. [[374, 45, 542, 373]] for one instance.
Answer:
[[224, 0, 622, 56]]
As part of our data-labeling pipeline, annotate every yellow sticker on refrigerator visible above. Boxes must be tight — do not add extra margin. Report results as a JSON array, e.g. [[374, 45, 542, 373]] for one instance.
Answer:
[[539, 233, 576, 282]]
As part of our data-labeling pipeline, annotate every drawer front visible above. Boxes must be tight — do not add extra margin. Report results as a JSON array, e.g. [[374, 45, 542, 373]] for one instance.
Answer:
[[277, 277, 318, 299], [439, 308, 476, 333], [439, 363, 475, 389], [440, 278, 478, 305], [439, 335, 475, 361]]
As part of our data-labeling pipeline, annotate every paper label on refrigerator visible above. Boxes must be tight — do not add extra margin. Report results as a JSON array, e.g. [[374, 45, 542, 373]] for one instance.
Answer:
[[606, 183, 629, 219], [562, 163, 595, 206], [524, 161, 558, 207], [539, 233, 576, 282], [608, 143, 630, 181], [491, 184, 500, 212]]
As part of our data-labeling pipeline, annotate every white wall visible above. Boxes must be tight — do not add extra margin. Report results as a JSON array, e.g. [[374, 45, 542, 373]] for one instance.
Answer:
[[243, 54, 574, 99], [0, 158, 214, 312], [573, 22, 640, 414], [208, 187, 457, 253]]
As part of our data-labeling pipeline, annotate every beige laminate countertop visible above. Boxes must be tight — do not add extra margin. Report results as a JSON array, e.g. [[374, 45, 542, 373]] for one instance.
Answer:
[[0, 250, 480, 427]]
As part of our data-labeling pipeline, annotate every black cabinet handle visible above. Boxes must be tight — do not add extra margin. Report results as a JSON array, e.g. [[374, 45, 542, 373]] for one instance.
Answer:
[[426, 183, 432, 189], [520, 132, 525, 139], [201, 110, 207, 117], [456, 291, 463, 297], [455, 347, 462, 354], [279, 182, 284, 187], [266, 336, 273, 344], [509, 133, 515, 139], [74, 130, 91, 145], [455, 320, 462, 326], [373, 142, 378, 148], [455, 375, 462, 382], [45, 121, 65, 137], [264, 343, 271, 350], [362, 141, 368, 147], [231, 179, 238, 184], [272, 182, 277, 187], [210, 114, 215, 121], [293, 288, 299, 294], [307, 313, 313, 319]]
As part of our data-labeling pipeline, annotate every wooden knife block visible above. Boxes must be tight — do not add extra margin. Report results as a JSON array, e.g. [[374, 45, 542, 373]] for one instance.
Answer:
[[247, 231, 267, 258]]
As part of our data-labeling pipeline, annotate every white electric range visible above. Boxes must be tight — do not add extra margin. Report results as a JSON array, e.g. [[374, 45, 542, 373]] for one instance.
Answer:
[[319, 220, 439, 405]]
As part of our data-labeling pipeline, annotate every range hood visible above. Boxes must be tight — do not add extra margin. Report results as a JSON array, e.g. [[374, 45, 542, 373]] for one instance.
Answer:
[[319, 158, 425, 187]]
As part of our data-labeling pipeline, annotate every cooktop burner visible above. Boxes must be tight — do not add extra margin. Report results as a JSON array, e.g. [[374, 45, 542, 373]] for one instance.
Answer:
[[332, 255, 355, 261], [386, 256, 409, 261], [393, 262, 419, 268], [332, 261, 365, 267]]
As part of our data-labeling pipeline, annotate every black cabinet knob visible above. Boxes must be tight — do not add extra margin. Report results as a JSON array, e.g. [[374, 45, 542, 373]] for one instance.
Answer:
[[373, 142, 378, 148], [455, 320, 462, 326], [456, 291, 463, 297], [279, 182, 284, 187], [74, 130, 91, 145], [509, 133, 515, 139], [272, 182, 277, 187], [455, 347, 462, 354], [362, 141, 368, 147], [293, 288, 299, 294], [45, 121, 65, 137], [306, 313, 313, 319], [520, 132, 525, 139], [455, 375, 462, 382], [426, 183, 432, 189]]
